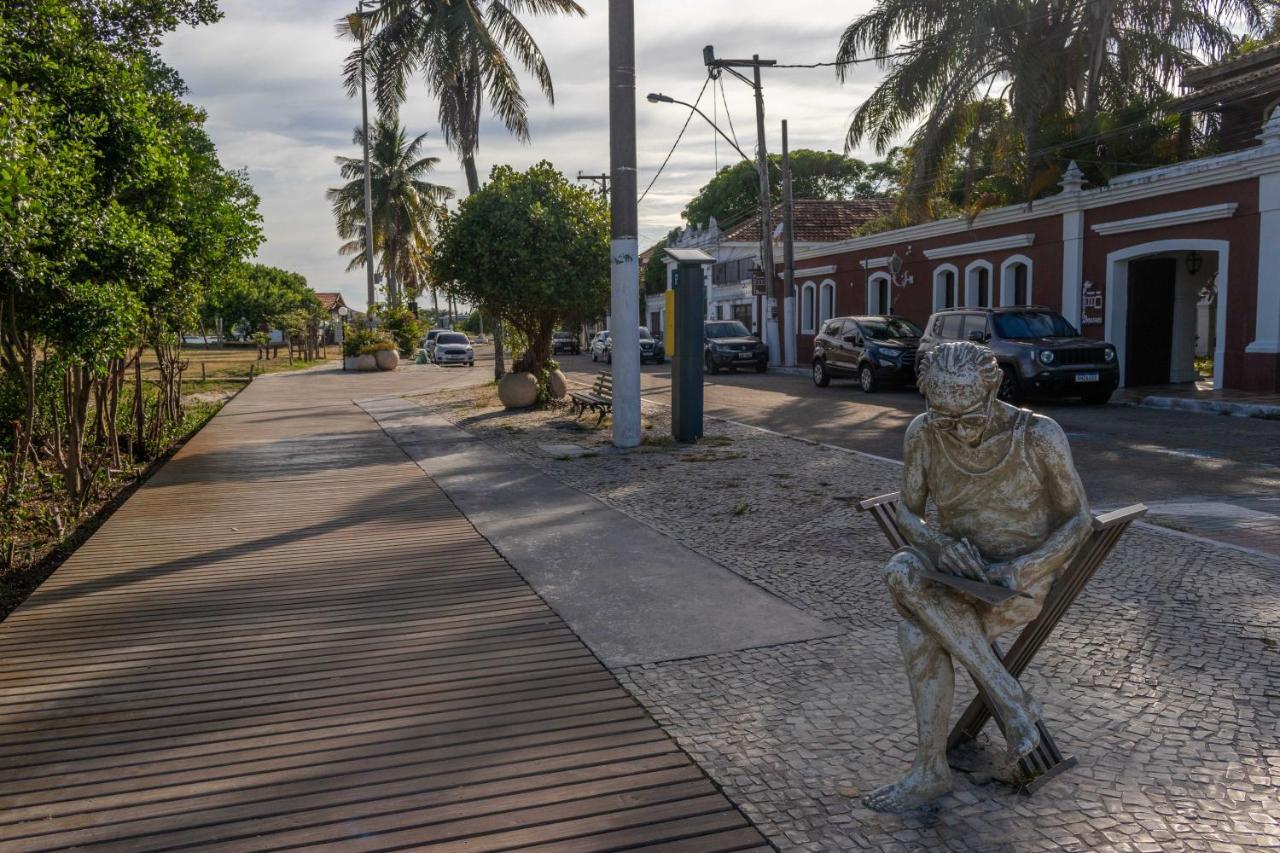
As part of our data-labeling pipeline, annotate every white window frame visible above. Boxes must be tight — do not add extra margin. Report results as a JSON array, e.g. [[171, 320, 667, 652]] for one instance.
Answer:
[[867, 272, 892, 314], [800, 281, 817, 333], [964, 259, 994, 308], [932, 264, 960, 310], [1000, 255, 1033, 306], [818, 279, 836, 327]]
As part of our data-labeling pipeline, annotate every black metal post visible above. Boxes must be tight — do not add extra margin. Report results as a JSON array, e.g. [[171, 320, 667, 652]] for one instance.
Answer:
[[668, 249, 711, 442]]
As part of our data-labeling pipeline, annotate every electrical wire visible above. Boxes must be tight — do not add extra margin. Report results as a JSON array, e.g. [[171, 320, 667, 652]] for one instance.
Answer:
[[639, 74, 713, 205], [719, 76, 742, 153]]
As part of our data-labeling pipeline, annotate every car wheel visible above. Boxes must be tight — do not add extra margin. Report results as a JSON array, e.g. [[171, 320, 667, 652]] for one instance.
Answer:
[[704, 354, 719, 375], [859, 363, 879, 393], [606, 350, 612, 364], [1081, 389, 1113, 405], [812, 359, 831, 387], [998, 365, 1022, 403], [591, 351, 597, 362]]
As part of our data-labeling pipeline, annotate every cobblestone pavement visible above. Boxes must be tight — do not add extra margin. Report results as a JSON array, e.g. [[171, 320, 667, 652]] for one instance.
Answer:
[[413, 388, 1280, 852]]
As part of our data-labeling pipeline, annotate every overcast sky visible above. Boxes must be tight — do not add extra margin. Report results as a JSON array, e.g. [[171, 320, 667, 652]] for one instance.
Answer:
[[161, 1, 882, 310]]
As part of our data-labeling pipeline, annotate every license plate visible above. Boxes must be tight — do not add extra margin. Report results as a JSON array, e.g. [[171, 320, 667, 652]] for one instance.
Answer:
[[736, 353, 755, 360], [1074, 372, 1100, 383]]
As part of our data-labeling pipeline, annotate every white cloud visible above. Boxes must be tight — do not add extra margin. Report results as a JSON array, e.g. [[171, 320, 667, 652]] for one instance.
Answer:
[[162, 0, 881, 311]]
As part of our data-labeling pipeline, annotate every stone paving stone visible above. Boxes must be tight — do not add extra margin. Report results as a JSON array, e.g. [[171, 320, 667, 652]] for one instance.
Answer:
[[414, 390, 1280, 852]]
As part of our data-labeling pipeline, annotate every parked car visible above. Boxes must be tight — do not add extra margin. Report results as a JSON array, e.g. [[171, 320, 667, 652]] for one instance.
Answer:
[[589, 330, 611, 362], [812, 315, 923, 392], [552, 331, 581, 355], [423, 329, 443, 352], [600, 327, 666, 364], [917, 306, 1118, 404], [704, 320, 767, 374], [431, 331, 475, 367]]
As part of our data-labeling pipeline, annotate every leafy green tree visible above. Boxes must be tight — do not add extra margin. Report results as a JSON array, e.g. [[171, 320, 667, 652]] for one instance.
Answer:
[[838, 0, 1272, 217], [326, 115, 452, 307], [432, 162, 607, 379], [682, 150, 895, 226]]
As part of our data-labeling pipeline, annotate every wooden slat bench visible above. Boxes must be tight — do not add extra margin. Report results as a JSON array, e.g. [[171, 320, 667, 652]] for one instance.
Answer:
[[858, 491, 1147, 792], [568, 371, 613, 425]]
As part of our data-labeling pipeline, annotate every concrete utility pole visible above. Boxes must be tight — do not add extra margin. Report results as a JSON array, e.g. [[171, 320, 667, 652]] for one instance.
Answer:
[[608, 0, 641, 448], [356, 0, 377, 326], [703, 47, 777, 361], [781, 120, 797, 367]]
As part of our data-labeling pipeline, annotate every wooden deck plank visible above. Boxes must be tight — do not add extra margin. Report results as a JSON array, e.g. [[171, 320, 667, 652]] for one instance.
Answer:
[[0, 370, 766, 850]]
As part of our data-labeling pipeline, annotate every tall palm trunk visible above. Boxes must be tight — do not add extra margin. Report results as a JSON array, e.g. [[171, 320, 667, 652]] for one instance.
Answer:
[[462, 152, 505, 380]]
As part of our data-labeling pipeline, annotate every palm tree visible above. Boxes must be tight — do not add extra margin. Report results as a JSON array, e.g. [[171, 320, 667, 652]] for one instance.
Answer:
[[328, 115, 453, 308], [837, 0, 1271, 216], [341, 0, 586, 378]]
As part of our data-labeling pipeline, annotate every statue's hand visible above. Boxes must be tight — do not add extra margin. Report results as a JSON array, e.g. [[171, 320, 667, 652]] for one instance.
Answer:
[[939, 538, 986, 581], [983, 561, 1020, 590]]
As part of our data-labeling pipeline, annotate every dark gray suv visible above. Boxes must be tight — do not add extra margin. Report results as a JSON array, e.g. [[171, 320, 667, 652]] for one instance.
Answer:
[[917, 307, 1118, 404]]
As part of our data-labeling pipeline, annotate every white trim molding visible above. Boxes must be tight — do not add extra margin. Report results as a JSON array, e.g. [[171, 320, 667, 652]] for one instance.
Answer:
[[1091, 203, 1238, 236], [795, 264, 837, 278], [867, 272, 892, 314], [860, 257, 890, 270], [1104, 238, 1230, 389], [800, 281, 818, 334], [964, 259, 995, 307], [922, 233, 1035, 260], [932, 264, 960, 311], [1000, 255, 1034, 306], [818, 279, 837, 326], [1248, 172, 1280, 354]]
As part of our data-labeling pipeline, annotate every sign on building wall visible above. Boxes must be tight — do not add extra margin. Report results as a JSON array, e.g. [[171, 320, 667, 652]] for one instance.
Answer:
[[1081, 280, 1104, 326]]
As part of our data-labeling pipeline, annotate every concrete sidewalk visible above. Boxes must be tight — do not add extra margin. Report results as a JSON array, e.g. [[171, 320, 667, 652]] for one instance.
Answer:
[[361, 395, 840, 667]]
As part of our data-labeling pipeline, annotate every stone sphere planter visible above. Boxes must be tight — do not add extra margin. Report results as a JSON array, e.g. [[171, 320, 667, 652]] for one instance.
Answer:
[[497, 372, 539, 409], [343, 356, 359, 371], [375, 349, 400, 371], [355, 353, 378, 372], [547, 368, 568, 400]]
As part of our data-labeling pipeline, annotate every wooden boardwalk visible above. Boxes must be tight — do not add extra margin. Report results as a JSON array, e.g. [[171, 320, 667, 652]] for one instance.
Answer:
[[0, 369, 767, 852]]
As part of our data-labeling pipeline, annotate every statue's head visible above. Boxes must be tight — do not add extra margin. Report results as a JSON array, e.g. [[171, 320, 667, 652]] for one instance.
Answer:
[[916, 341, 1003, 446]]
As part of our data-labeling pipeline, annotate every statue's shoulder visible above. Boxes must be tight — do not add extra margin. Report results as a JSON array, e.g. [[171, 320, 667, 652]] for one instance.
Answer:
[[904, 412, 930, 443], [1024, 411, 1072, 457], [902, 413, 930, 460]]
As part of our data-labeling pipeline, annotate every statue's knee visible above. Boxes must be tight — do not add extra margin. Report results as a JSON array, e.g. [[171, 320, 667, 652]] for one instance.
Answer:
[[883, 548, 927, 596]]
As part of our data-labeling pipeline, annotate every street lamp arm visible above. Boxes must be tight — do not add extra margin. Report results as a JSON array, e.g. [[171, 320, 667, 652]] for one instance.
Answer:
[[647, 92, 756, 168]]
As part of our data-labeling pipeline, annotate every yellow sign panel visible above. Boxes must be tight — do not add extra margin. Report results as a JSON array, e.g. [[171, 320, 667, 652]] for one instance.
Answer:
[[664, 289, 676, 357]]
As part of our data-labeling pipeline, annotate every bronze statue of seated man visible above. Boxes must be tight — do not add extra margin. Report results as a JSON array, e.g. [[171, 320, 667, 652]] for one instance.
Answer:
[[864, 340, 1092, 813]]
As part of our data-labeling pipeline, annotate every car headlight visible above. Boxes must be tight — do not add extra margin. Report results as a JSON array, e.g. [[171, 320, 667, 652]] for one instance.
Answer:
[[1039, 349, 1056, 365], [879, 358, 896, 368], [1104, 347, 1115, 362]]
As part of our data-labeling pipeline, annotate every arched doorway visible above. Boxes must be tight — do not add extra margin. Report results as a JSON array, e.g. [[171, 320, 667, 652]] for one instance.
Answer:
[[1105, 239, 1228, 388]]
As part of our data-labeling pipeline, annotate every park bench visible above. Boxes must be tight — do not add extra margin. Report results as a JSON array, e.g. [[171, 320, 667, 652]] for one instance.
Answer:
[[858, 491, 1148, 792], [568, 371, 613, 425]]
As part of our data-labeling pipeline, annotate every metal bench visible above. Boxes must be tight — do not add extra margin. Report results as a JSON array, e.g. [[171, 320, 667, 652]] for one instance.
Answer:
[[858, 491, 1148, 792], [567, 371, 613, 425]]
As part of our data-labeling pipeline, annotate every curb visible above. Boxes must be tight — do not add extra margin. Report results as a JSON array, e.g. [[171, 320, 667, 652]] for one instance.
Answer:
[[1127, 395, 1280, 420]]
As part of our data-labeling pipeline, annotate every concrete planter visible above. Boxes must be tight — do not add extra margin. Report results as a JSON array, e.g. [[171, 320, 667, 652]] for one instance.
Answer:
[[355, 353, 378, 372], [343, 356, 359, 371], [375, 349, 400, 371], [547, 368, 568, 400], [497, 372, 539, 409]]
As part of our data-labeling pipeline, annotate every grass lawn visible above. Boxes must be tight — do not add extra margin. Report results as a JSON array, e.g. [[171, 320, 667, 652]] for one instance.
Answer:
[[140, 344, 338, 381]]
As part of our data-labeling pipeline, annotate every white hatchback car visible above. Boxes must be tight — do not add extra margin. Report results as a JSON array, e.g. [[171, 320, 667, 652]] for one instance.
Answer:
[[432, 331, 475, 366]]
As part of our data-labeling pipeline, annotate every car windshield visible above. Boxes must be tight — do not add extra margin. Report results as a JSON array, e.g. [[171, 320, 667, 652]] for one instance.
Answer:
[[705, 321, 751, 338], [638, 327, 653, 340], [992, 311, 1078, 339], [437, 333, 468, 345], [859, 318, 923, 340]]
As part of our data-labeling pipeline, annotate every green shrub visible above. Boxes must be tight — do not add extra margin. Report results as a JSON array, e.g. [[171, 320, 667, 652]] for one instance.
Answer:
[[380, 306, 424, 357]]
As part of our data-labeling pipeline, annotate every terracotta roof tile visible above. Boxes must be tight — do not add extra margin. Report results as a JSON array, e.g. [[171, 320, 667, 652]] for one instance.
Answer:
[[314, 292, 346, 312], [721, 198, 895, 244]]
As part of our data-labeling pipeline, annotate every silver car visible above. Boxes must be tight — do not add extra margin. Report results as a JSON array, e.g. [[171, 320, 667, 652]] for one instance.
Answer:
[[589, 331, 611, 362], [432, 331, 475, 366]]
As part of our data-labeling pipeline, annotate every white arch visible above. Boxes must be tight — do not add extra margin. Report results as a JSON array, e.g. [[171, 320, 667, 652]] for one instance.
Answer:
[[964, 259, 995, 307], [932, 264, 960, 310], [867, 272, 892, 314], [800, 281, 817, 334], [1104, 238, 1229, 389], [818, 279, 837, 326], [999, 254, 1033, 306]]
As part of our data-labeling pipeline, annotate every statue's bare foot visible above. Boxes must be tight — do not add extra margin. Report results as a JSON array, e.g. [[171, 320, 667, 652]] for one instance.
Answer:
[[861, 766, 952, 813], [1004, 702, 1041, 761]]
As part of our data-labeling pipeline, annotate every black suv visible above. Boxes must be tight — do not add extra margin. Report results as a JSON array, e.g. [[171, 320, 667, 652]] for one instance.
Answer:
[[704, 320, 767, 373], [917, 307, 1118, 404], [552, 331, 580, 355], [813, 315, 923, 392]]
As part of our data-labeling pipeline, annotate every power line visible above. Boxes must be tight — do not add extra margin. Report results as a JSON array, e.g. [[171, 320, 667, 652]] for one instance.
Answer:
[[639, 75, 712, 205], [719, 76, 741, 153]]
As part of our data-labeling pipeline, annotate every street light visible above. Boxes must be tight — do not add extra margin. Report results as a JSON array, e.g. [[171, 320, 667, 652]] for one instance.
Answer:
[[337, 305, 351, 370], [647, 92, 756, 167]]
